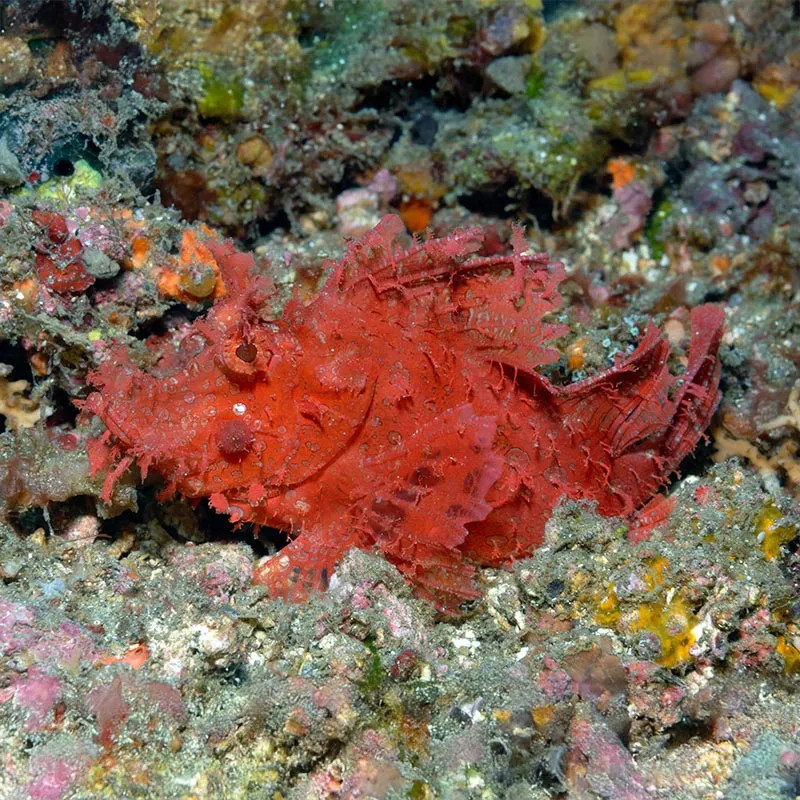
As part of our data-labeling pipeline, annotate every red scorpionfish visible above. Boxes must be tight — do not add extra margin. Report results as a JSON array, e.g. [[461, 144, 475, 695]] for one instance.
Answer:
[[85, 215, 724, 611]]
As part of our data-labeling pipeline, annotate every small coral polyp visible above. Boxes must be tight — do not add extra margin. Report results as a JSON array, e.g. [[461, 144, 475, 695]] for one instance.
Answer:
[[31, 209, 95, 293], [85, 216, 724, 611]]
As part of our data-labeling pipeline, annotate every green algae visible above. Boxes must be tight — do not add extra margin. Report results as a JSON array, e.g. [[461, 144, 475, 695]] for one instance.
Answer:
[[645, 198, 673, 260], [197, 63, 245, 119]]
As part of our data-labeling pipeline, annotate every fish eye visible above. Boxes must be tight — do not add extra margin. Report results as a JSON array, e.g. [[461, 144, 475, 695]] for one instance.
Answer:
[[235, 342, 257, 363]]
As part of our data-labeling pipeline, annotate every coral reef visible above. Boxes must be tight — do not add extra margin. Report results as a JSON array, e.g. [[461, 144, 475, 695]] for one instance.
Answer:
[[0, 0, 799, 797], [0, 465, 799, 798]]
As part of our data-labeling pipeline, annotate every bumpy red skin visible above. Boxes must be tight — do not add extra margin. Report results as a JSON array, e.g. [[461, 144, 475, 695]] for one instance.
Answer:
[[85, 216, 724, 610]]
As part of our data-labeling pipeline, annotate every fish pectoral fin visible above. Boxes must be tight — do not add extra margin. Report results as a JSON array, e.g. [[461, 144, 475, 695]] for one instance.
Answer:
[[253, 521, 369, 602]]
